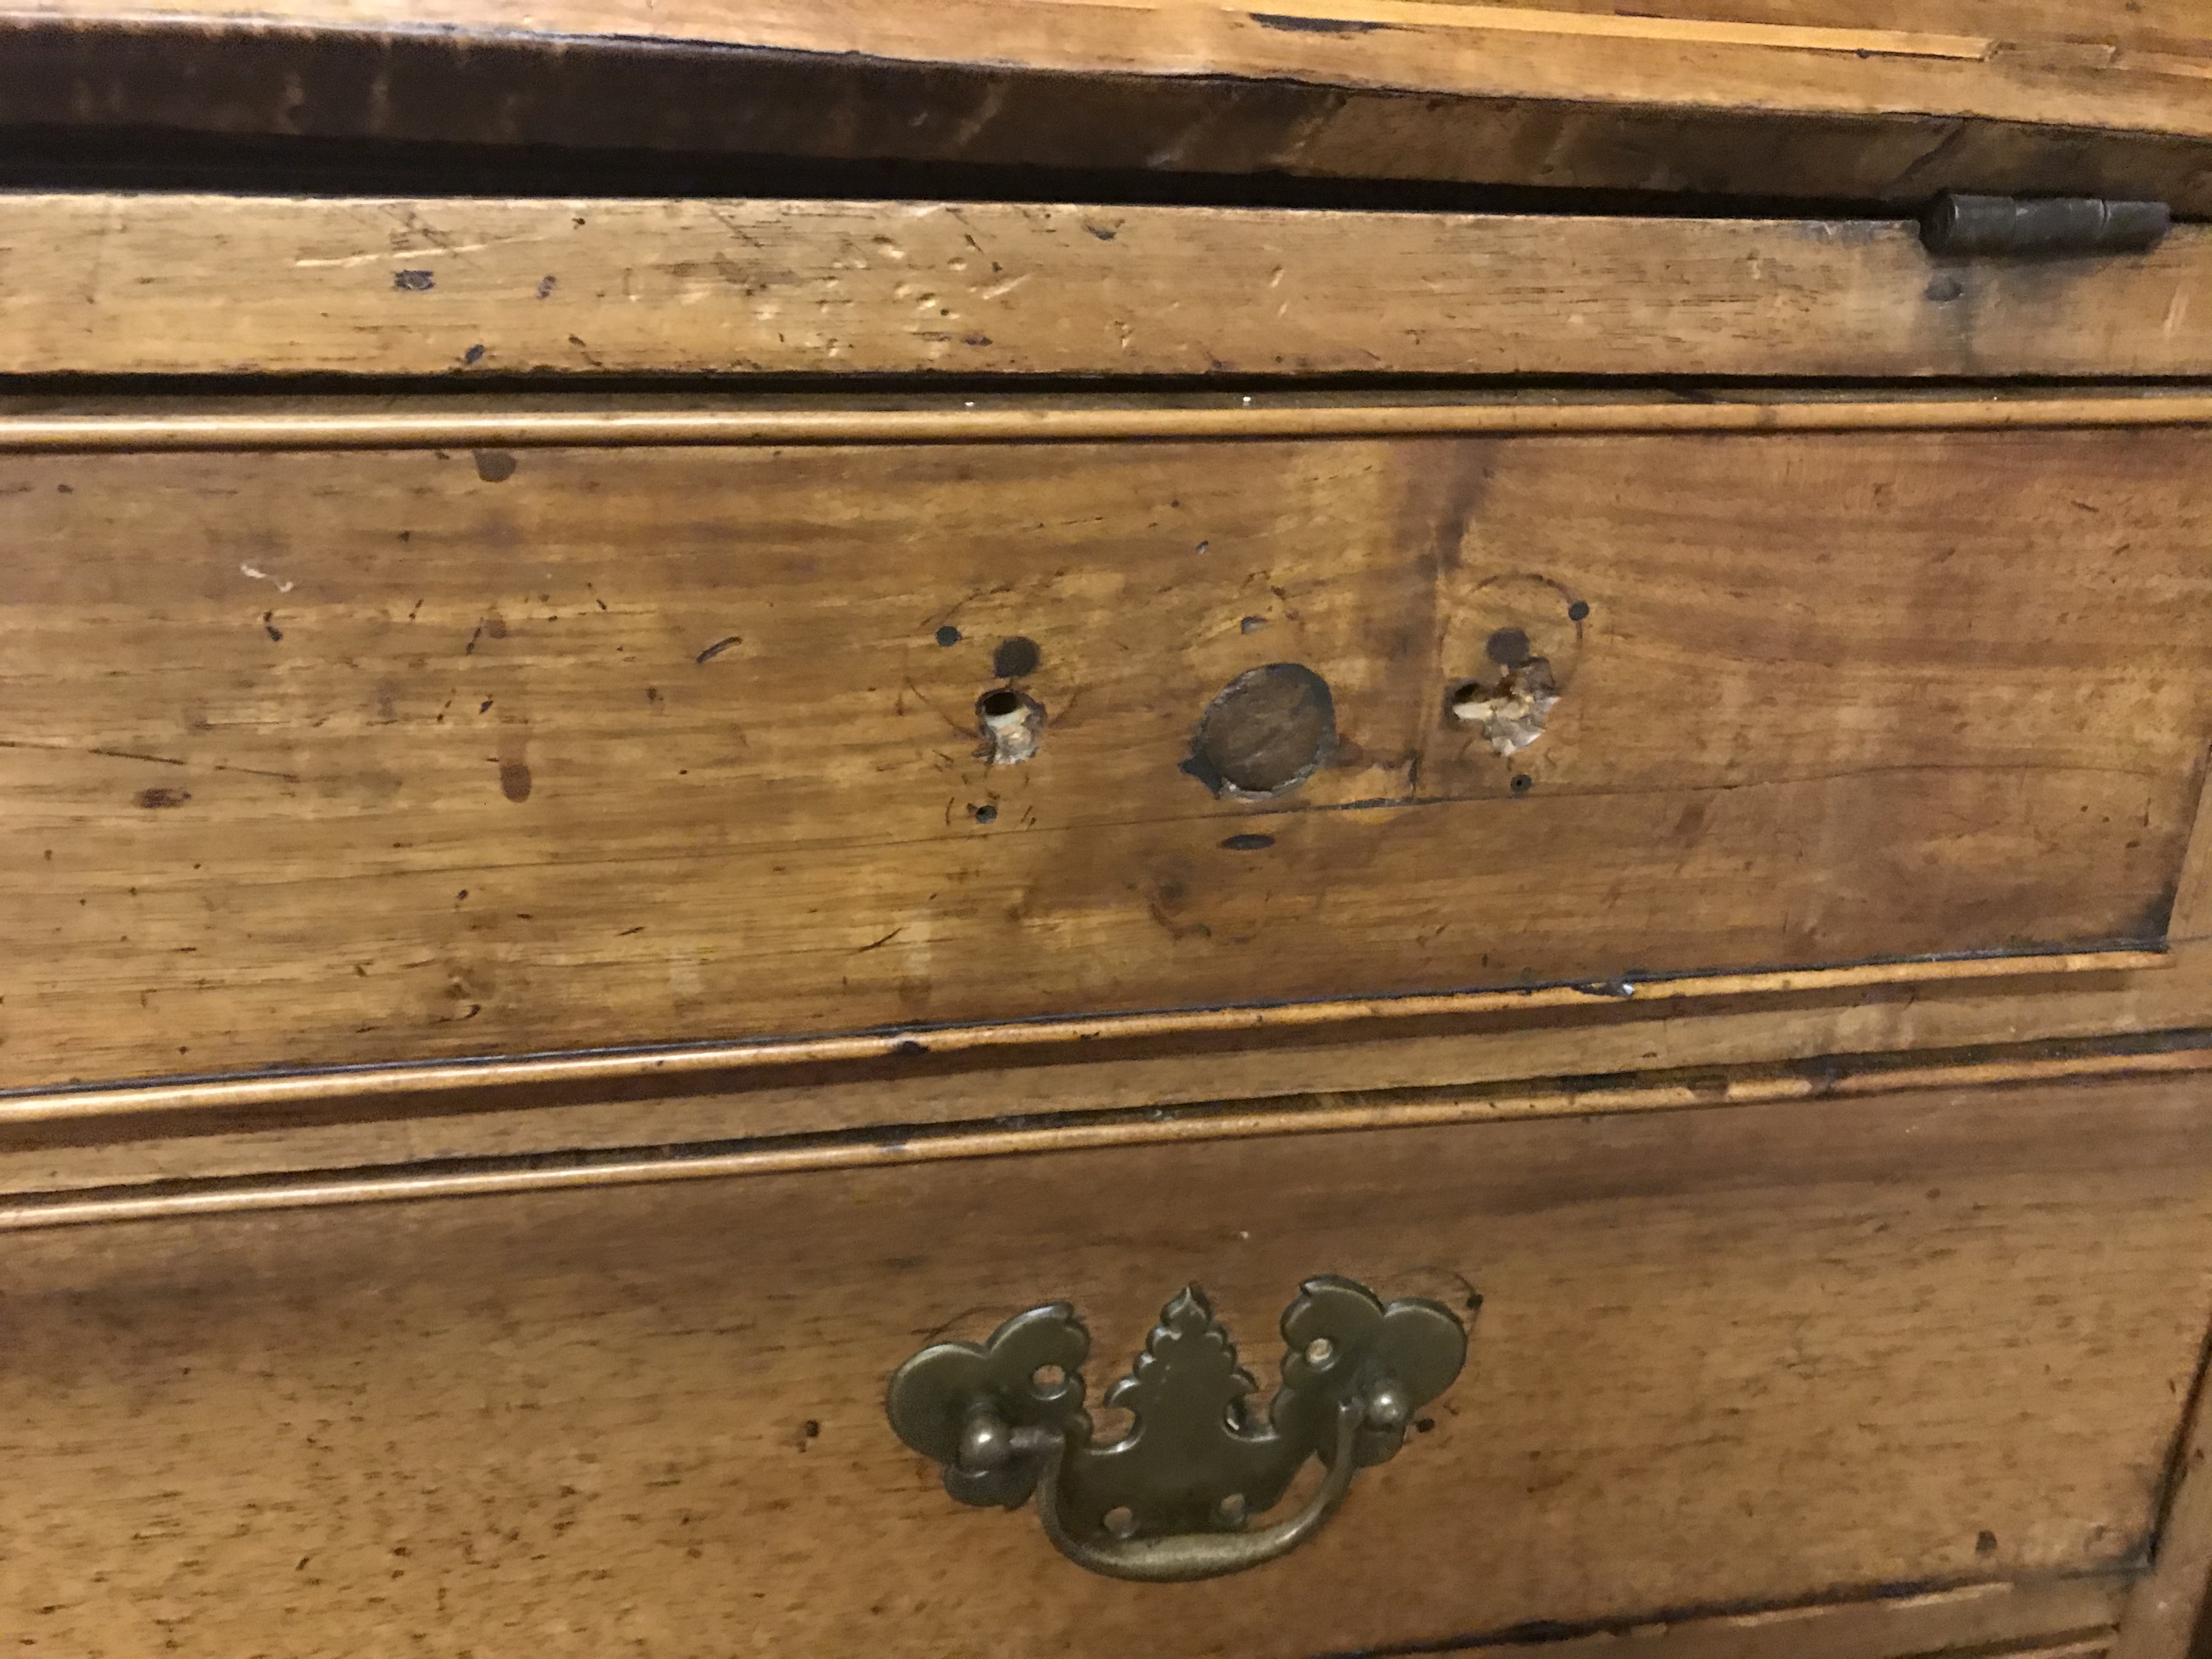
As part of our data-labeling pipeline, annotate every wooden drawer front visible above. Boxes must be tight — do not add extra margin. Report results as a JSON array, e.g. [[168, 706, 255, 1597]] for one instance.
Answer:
[[6, 412, 2211, 1087], [2, 1074, 2207, 1656], [8, 196, 2212, 381]]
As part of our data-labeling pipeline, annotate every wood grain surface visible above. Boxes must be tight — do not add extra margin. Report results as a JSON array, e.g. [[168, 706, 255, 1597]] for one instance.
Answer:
[[2115, 1310, 2212, 1659], [1, 1073, 2205, 1656], [5, 420, 2209, 1088], [7, 196, 2212, 380], [9, 0, 2211, 141], [12, 6, 2212, 212], [1, 1038, 2207, 1225], [0, 1033, 2206, 1204]]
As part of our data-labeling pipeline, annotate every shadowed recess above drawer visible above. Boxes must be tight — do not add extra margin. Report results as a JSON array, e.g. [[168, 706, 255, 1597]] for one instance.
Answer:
[[3, 399, 2210, 1088]]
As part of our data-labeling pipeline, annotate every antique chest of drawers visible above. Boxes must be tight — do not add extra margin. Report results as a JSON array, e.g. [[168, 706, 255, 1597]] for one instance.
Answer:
[[8, 5, 2212, 1656]]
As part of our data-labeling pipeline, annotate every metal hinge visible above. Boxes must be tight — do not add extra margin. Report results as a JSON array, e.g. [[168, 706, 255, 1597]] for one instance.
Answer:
[[1921, 192, 2172, 257]]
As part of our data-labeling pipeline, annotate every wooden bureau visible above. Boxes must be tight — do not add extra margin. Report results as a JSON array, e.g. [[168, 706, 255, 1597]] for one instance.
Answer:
[[6, 7, 2212, 1656]]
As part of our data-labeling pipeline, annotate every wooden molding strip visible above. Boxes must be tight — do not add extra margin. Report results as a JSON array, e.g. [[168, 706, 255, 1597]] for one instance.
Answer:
[[3, 1035, 2207, 1231], [0, 949, 2167, 1128], [7, 401, 2212, 451], [4, 197, 2210, 381], [1436, 1577, 2123, 1659], [1212, 1, 1991, 61]]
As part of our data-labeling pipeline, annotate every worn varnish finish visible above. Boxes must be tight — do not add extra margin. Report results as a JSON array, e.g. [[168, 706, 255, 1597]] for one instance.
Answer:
[[11, 5, 2212, 211], [7, 196, 2212, 379], [0, 1074, 2206, 1657], [5, 419, 2210, 1087], [9, 0, 2212, 142]]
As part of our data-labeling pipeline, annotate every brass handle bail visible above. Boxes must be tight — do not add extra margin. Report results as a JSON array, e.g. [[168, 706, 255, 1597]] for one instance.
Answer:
[[887, 1276, 1471, 1582]]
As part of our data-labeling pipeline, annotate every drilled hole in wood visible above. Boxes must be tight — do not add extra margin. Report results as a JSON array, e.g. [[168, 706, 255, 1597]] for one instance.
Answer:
[[1448, 658, 1559, 756], [1183, 663, 1336, 799], [976, 687, 1044, 764]]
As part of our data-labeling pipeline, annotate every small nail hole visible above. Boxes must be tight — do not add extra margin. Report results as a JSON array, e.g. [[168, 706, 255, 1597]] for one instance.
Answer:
[[1511, 774, 1534, 794], [934, 624, 962, 647], [970, 803, 997, 824]]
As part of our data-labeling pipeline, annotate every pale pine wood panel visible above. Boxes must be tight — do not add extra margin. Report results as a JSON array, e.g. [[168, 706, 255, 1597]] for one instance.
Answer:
[[5, 424, 2210, 1087], [0, 1076, 2204, 1656], [4, 197, 2212, 380]]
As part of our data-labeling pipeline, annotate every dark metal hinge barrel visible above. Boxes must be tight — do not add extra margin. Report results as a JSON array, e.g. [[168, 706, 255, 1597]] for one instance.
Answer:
[[1921, 193, 2172, 257]]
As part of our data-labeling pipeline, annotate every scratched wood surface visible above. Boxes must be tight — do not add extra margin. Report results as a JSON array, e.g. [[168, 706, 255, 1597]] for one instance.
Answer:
[[6, 418, 2211, 1090], [10, 2, 2212, 213], [7, 196, 2212, 380], [1, 1073, 2204, 1657]]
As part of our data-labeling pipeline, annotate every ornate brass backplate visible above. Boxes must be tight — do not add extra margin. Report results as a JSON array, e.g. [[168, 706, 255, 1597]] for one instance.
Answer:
[[885, 1276, 1470, 1581]]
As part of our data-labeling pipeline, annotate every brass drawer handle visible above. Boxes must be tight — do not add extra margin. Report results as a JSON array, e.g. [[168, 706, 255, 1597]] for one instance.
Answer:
[[887, 1276, 1469, 1582]]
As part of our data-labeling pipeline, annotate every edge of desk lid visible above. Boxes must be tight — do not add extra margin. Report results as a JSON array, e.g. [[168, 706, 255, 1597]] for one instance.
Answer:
[[3, 3, 2212, 210]]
